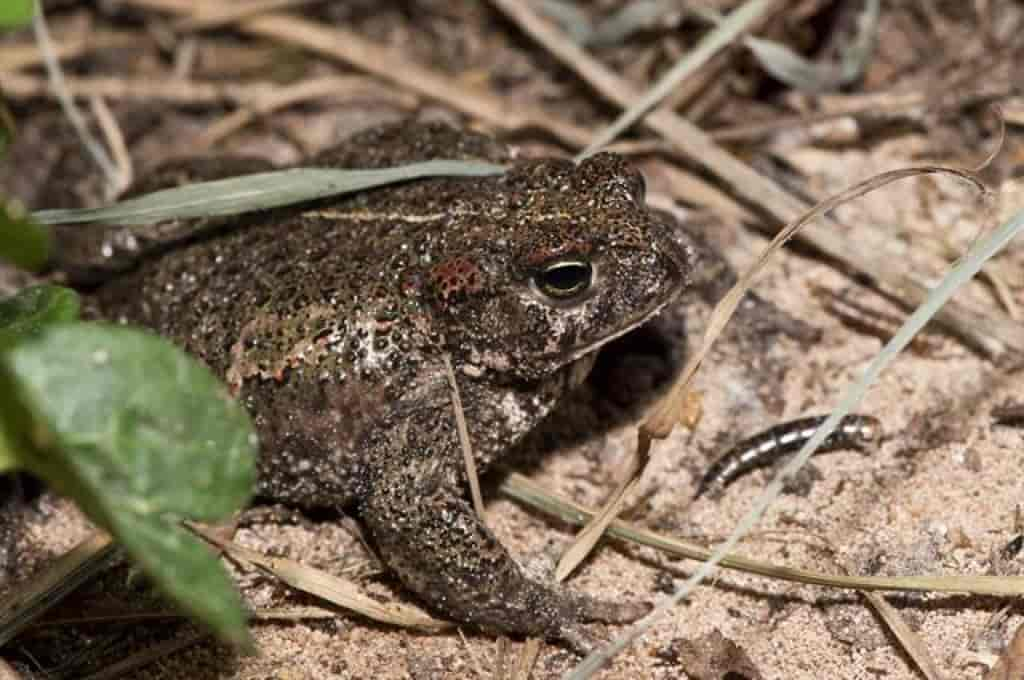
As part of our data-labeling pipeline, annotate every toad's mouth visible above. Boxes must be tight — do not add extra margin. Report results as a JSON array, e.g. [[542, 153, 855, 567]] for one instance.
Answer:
[[562, 292, 679, 394], [567, 351, 599, 389], [562, 294, 676, 368]]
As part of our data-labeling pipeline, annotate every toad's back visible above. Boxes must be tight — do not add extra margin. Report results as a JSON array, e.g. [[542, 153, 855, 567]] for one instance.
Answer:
[[97, 153, 514, 507]]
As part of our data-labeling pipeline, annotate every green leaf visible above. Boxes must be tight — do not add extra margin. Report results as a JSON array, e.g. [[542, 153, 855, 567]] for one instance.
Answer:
[[0, 285, 80, 352], [9, 322, 258, 518], [6, 322, 258, 644], [107, 511, 251, 648], [0, 200, 52, 270], [33, 160, 506, 226], [0, 0, 33, 27], [0, 361, 35, 473]]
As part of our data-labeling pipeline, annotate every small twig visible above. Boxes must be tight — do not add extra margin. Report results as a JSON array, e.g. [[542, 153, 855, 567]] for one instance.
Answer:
[[31, 0, 120, 194]]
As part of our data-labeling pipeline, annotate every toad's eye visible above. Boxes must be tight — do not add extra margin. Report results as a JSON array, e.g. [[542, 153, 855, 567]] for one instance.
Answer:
[[534, 259, 594, 300]]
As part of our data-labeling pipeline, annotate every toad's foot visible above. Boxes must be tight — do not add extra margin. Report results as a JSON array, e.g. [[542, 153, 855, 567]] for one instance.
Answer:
[[362, 470, 649, 650]]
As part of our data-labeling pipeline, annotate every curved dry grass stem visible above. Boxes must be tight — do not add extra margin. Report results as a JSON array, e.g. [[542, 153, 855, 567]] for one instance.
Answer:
[[501, 472, 1024, 597], [643, 164, 989, 444]]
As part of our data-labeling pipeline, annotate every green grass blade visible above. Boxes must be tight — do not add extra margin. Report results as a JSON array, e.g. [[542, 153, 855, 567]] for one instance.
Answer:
[[34, 161, 506, 226]]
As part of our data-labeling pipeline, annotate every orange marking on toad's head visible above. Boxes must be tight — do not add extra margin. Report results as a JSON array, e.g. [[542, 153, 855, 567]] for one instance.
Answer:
[[429, 256, 484, 302]]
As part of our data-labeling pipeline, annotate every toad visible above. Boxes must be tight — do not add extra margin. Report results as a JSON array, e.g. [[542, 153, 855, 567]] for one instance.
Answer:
[[83, 122, 693, 649]]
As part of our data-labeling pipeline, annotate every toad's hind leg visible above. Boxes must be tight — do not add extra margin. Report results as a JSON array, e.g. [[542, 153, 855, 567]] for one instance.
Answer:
[[361, 459, 649, 650]]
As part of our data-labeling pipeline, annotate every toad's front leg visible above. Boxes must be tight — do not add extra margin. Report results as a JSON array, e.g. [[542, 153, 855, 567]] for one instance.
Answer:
[[360, 433, 648, 651]]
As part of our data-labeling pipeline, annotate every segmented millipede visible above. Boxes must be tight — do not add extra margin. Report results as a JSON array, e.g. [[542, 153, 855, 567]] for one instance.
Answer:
[[694, 414, 883, 499]]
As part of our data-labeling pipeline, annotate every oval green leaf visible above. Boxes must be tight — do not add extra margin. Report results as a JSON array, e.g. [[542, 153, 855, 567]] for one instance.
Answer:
[[5, 322, 258, 644], [7, 322, 257, 519], [109, 511, 252, 648], [0, 285, 80, 352], [1, 201, 52, 271]]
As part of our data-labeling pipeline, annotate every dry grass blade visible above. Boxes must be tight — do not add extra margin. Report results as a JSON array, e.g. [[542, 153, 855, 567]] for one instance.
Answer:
[[985, 621, 1024, 680], [33, 161, 506, 226], [0, 532, 118, 648], [494, 636, 508, 680], [862, 591, 945, 680], [443, 354, 486, 521], [190, 525, 448, 632], [743, 0, 878, 94], [0, 72, 283, 105], [33, 605, 341, 630], [554, 446, 647, 583], [88, 96, 132, 200], [458, 628, 488, 680], [501, 471, 1024, 597]]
